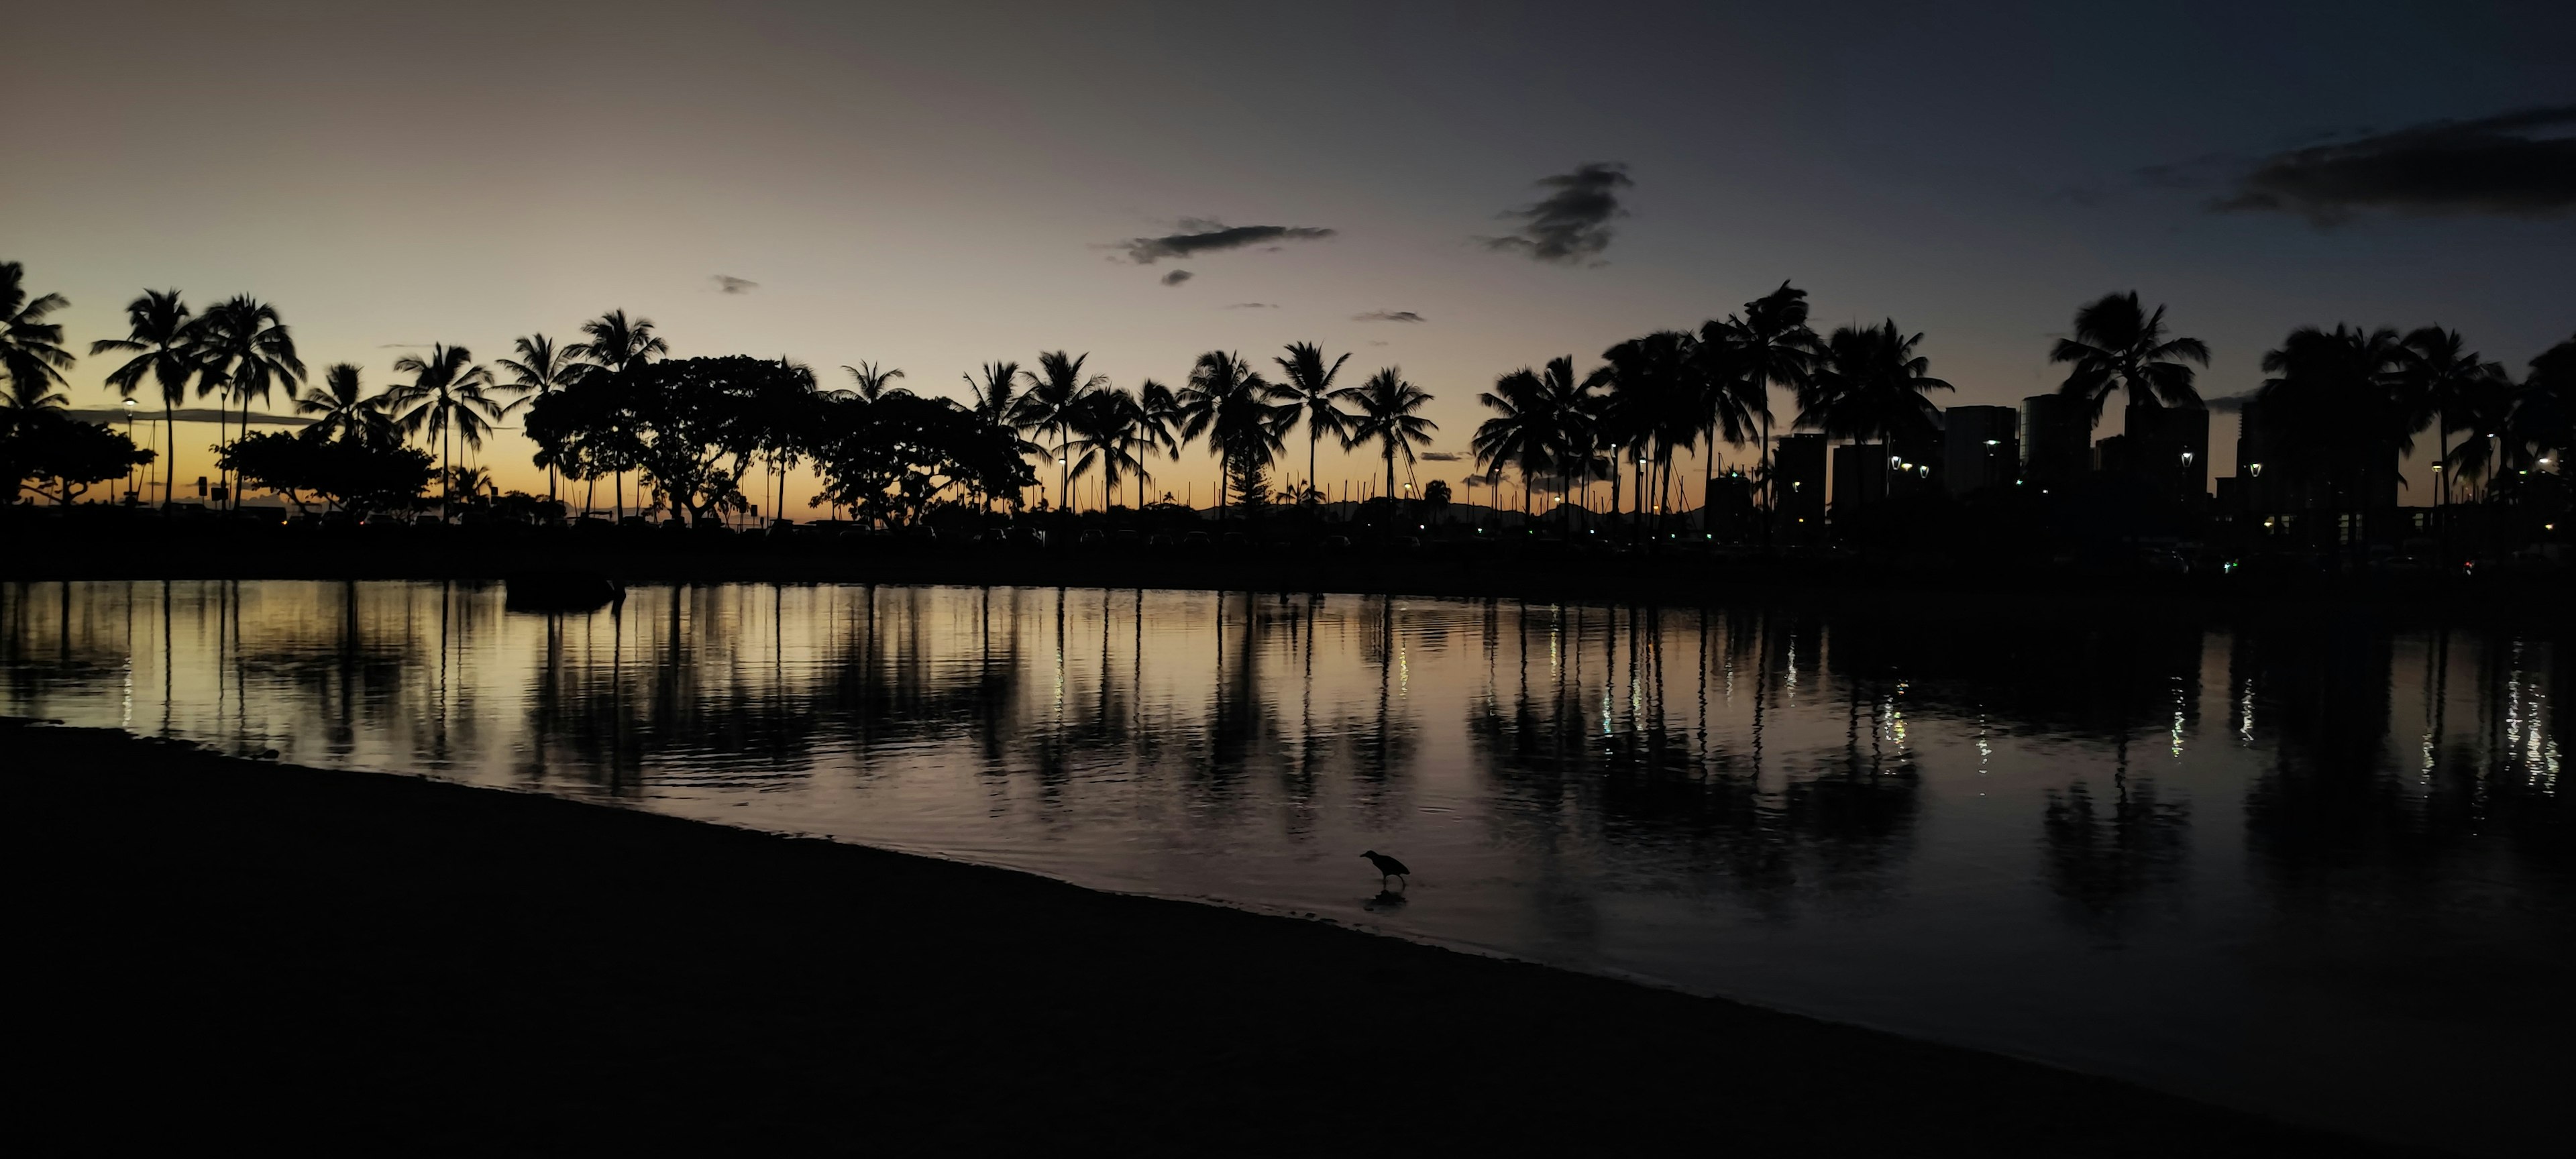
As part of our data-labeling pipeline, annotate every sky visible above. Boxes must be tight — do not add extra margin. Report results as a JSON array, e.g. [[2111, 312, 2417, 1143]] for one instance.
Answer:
[[9, 0, 2573, 510]]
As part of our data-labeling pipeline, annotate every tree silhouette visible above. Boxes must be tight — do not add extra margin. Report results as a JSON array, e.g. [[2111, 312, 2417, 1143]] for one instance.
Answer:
[[841, 361, 907, 402], [387, 344, 502, 519], [1176, 350, 1295, 516], [187, 296, 305, 509], [1797, 321, 1952, 506], [2257, 325, 2410, 537], [2397, 327, 2507, 508], [2052, 291, 2210, 425], [0, 262, 76, 413], [1343, 368, 1437, 504], [89, 288, 195, 504], [568, 310, 669, 516], [495, 334, 584, 503], [1719, 282, 1818, 515], [1012, 351, 1106, 514], [1475, 357, 1584, 525], [1275, 341, 1353, 497], [296, 364, 396, 447]]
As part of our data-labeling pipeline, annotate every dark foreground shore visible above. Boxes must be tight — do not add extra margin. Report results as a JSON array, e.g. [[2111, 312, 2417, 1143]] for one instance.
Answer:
[[4, 722, 2404, 1155]]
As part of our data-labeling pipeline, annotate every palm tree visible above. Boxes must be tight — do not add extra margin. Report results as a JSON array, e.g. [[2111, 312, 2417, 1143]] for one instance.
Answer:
[[2504, 335, 2573, 480], [1013, 351, 1107, 512], [2256, 325, 2409, 541], [567, 310, 667, 516], [1343, 368, 1438, 504], [1474, 357, 1584, 525], [1134, 378, 1184, 508], [1, 262, 76, 412], [1175, 350, 1296, 516], [961, 360, 1026, 510], [2398, 327, 2508, 510], [1798, 321, 1953, 506], [388, 344, 502, 519], [1065, 388, 1155, 512], [1725, 282, 1819, 514], [494, 334, 584, 503], [1691, 321, 1769, 533], [841, 361, 907, 402], [2052, 291, 2211, 425], [188, 296, 306, 509], [1275, 341, 1354, 498], [296, 364, 394, 446], [89, 289, 195, 504], [1592, 332, 1698, 533]]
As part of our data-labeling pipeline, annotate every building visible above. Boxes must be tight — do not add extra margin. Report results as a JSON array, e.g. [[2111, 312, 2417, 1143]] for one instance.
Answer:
[[2019, 394, 2090, 489], [1774, 433, 1827, 535], [2121, 403, 2210, 502], [1941, 405, 2019, 496], [2231, 396, 2400, 542]]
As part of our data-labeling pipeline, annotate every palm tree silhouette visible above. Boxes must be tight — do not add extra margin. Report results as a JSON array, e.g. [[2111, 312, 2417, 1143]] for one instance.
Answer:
[[1013, 351, 1106, 513], [2256, 325, 2409, 540], [841, 361, 907, 402], [1798, 321, 1953, 506], [1692, 321, 1771, 533], [2052, 292, 2210, 425], [187, 296, 305, 509], [388, 344, 502, 520], [1723, 282, 1819, 515], [2504, 335, 2573, 481], [961, 361, 1027, 510], [495, 333, 584, 503], [2, 262, 77, 412], [296, 364, 394, 446], [89, 288, 195, 504], [1275, 341, 1353, 498], [1065, 388, 1155, 512], [1475, 357, 1583, 526], [568, 311, 667, 517], [1344, 368, 1438, 505], [1176, 350, 1295, 516], [1593, 333, 1697, 534], [2397, 327, 2506, 510]]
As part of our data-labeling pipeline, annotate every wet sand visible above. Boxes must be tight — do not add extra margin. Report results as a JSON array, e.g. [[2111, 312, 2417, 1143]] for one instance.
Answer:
[[3, 721, 2406, 1154]]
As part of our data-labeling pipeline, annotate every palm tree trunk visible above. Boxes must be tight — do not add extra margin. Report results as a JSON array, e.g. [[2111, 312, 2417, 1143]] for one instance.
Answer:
[[1703, 423, 1716, 535], [162, 400, 176, 508]]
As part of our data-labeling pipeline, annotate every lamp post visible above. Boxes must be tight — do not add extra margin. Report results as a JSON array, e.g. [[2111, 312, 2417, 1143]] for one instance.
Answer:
[[121, 398, 138, 504]]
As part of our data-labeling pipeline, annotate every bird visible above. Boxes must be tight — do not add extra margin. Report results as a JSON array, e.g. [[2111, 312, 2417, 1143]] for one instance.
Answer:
[[1360, 850, 1411, 888]]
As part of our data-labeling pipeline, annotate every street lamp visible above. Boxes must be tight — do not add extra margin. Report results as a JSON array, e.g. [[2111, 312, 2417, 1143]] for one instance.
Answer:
[[2246, 462, 2263, 478]]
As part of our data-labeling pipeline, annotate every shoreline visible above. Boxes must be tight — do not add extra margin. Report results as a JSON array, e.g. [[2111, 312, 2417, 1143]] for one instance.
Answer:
[[3, 719, 2410, 1154]]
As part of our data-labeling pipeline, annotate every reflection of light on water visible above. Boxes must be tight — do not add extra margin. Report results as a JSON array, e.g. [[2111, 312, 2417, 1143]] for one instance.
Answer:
[[2171, 675, 2186, 759], [2238, 678, 2255, 744]]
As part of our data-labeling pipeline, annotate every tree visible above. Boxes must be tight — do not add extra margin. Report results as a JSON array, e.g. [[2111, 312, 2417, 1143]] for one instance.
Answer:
[[2255, 325, 2410, 535], [0, 262, 76, 412], [1798, 320, 1953, 461], [841, 361, 907, 402], [959, 361, 1030, 510], [568, 309, 670, 518], [1474, 357, 1583, 524], [386, 344, 502, 518], [1175, 350, 1296, 516], [1591, 333, 1697, 533], [1422, 478, 1452, 523], [611, 356, 810, 527], [1013, 351, 1107, 513], [1064, 388, 1155, 511], [3, 412, 154, 504], [495, 334, 584, 502], [2052, 292, 2210, 424], [2507, 335, 2573, 474], [89, 288, 195, 505], [296, 364, 396, 447], [1275, 341, 1353, 496], [1722, 282, 1819, 514], [2397, 327, 2507, 509], [808, 391, 1035, 526], [1343, 368, 1438, 505], [219, 429, 432, 518], [187, 296, 305, 509], [1691, 321, 1770, 533]]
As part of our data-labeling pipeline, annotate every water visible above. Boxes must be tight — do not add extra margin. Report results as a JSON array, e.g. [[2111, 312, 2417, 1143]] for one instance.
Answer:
[[4, 580, 2567, 1155]]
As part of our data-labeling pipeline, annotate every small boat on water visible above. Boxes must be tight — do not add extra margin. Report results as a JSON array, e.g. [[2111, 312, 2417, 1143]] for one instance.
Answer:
[[502, 571, 625, 612]]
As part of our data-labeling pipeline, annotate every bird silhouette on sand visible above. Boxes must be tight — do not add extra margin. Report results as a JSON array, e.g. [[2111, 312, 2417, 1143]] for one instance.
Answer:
[[1361, 850, 1411, 888]]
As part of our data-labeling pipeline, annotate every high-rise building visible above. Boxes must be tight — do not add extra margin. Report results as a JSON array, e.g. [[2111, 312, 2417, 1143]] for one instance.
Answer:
[[1941, 405, 2019, 496], [2019, 394, 2090, 488], [2122, 403, 2210, 502]]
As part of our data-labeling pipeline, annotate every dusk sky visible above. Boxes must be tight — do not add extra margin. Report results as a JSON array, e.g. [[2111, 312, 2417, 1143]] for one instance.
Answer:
[[11, 0, 2574, 505]]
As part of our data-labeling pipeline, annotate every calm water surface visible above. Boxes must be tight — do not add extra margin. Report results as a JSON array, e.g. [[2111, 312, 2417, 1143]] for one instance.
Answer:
[[5, 580, 2567, 1154]]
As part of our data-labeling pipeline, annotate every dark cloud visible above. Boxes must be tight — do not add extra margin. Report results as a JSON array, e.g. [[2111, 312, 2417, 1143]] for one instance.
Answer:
[[1120, 221, 1336, 264], [1226, 302, 1277, 309], [1419, 451, 1462, 462], [1353, 310, 1426, 323], [712, 274, 758, 294], [2211, 105, 2576, 223], [2205, 390, 2257, 413], [1479, 162, 1632, 264], [1161, 270, 1195, 286]]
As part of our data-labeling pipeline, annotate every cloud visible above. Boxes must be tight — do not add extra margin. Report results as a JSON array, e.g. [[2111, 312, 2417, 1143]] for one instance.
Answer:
[[1226, 302, 1277, 310], [712, 274, 758, 294], [1479, 163, 1632, 264], [1161, 270, 1195, 286], [2211, 105, 2576, 223], [1118, 221, 1336, 264], [1419, 451, 1462, 462], [1352, 310, 1426, 323], [2205, 390, 2257, 413]]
